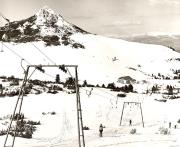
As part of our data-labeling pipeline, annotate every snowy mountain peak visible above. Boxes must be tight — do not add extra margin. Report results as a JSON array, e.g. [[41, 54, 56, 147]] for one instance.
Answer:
[[37, 6, 56, 16], [0, 7, 87, 48], [35, 6, 63, 27], [0, 6, 179, 85]]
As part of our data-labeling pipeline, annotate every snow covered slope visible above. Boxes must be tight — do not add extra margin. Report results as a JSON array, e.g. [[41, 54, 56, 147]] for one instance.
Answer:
[[0, 7, 180, 85], [1, 87, 180, 147], [0, 7, 180, 147]]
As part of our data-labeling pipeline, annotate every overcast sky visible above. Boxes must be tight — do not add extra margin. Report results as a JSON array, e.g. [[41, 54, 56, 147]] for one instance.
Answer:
[[1, 0, 180, 37]]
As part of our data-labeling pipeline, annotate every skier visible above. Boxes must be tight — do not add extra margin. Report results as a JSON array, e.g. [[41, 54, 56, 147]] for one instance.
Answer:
[[129, 119, 132, 126], [99, 124, 103, 137], [169, 122, 171, 128], [174, 125, 177, 129]]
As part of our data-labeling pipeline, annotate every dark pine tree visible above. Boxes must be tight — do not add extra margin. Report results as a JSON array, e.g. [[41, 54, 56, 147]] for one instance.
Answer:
[[82, 80, 88, 87], [102, 84, 106, 88], [107, 82, 116, 89], [124, 85, 128, 92], [168, 85, 173, 95], [128, 84, 133, 92]]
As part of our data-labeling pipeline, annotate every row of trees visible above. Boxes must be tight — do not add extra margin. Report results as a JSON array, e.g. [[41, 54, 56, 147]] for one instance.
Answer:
[[107, 82, 133, 93], [166, 85, 174, 95], [59, 76, 134, 93], [151, 85, 174, 95]]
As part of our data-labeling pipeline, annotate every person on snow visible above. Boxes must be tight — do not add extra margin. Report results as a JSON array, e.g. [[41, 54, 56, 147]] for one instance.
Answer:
[[174, 125, 177, 129], [129, 119, 132, 126], [169, 122, 171, 128], [99, 124, 103, 137]]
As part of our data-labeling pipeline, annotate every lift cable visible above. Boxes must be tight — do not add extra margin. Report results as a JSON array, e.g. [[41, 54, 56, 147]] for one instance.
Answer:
[[64, 67, 111, 99], [31, 43, 56, 65], [4, 41, 118, 101], [3, 43, 31, 65]]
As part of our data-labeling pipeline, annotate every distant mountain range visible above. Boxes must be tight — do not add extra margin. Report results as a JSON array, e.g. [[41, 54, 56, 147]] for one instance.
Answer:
[[123, 34, 180, 53]]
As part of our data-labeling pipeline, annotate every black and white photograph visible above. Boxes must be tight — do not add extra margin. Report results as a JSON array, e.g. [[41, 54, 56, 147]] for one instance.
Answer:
[[0, 0, 180, 146]]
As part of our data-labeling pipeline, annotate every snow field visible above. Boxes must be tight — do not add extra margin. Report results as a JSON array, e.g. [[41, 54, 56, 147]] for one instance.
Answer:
[[0, 85, 180, 146]]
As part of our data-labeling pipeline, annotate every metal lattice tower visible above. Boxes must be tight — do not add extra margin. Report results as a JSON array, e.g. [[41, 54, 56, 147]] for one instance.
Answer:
[[4, 65, 85, 147]]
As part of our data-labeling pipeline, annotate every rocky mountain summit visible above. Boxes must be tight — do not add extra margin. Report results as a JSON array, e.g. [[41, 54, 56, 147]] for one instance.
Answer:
[[0, 7, 86, 48]]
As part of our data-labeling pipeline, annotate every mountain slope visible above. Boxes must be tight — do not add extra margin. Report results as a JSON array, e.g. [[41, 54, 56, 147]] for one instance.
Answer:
[[1, 7, 180, 147], [0, 7, 179, 85], [0, 7, 86, 48], [123, 34, 180, 53]]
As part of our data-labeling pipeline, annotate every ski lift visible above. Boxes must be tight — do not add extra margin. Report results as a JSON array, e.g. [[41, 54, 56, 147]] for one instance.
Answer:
[[86, 88, 93, 97], [120, 102, 144, 127], [59, 64, 67, 73], [35, 65, 45, 73], [130, 105, 132, 111], [112, 57, 118, 61]]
